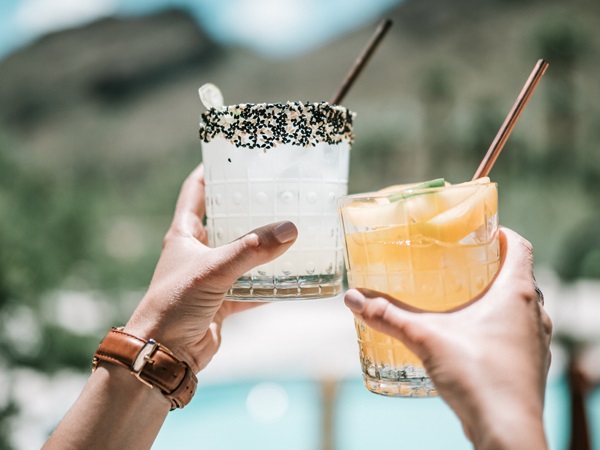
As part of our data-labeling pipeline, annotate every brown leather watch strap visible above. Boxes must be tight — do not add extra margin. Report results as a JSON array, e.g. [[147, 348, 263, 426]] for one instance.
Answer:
[[92, 327, 197, 410]]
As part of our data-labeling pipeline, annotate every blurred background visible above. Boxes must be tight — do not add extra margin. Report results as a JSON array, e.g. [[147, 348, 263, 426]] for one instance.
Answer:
[[1, 0, 600, 448]]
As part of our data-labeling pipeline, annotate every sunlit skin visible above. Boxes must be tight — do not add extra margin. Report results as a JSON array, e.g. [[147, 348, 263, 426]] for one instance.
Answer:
[[42, 164, 299, 450]]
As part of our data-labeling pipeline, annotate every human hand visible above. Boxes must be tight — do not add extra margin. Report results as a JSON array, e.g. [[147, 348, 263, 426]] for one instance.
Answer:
[[42, 164, 297, 450], [344, 228, 552, 449], [124, 164, 298, 373]]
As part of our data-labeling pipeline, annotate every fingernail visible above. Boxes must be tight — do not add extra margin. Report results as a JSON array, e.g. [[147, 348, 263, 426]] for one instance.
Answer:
[[344, 290, 365, 313], [273, 221, 297, 244]]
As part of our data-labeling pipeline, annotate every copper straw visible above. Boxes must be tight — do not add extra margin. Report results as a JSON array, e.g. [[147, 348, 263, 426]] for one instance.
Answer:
[[330, 18, 393, 105], [472, 59, 549, 180]]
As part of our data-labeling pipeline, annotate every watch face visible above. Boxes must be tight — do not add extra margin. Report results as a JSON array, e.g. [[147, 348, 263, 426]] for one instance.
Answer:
[[132, 340, 158, 372]]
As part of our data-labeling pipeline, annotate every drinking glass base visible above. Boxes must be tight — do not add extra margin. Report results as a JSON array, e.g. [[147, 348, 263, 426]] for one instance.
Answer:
[[226, 274, 342, 301], [362, 374, 438, 397]]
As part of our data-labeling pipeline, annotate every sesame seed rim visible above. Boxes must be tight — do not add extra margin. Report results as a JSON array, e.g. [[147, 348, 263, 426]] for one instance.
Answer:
[[199, 101, 355, 150]]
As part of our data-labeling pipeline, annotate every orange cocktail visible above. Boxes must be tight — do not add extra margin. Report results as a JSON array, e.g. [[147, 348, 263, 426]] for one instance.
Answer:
[[338, 178, 499, 396]]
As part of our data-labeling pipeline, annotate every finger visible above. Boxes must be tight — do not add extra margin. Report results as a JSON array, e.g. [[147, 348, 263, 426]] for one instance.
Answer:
[[206, 221, 298, 287], [344, 289, 430, 355], [171, 164, 206, 236], [355, 288, 427, 313], [475, 227, 536, 308], [539, 307, 553, 346], [494, 227, 534, 286]]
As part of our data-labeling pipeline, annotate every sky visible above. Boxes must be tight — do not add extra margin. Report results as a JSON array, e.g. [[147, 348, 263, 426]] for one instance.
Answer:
[[0, 0, 402, 61]]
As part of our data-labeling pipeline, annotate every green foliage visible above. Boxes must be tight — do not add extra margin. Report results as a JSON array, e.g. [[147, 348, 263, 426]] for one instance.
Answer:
[[3, 324, 100, 372], [533, 15, 590, 173], [0, 141, 93, 358], [0, 136, 97, 445], [418, 65, 455, 104], [466, 97, 503, 161], [535, 16, 589, 67], [556, 216, 600, 282], [0, 169, 92, 304]]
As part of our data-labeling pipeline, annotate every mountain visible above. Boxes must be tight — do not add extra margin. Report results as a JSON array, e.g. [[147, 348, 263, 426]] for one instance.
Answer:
[[0, 9, 217, 127], [1, 1, 598, 153]]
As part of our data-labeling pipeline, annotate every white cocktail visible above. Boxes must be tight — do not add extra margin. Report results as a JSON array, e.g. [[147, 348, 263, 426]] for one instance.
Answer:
[[200, 101, 354, 300]]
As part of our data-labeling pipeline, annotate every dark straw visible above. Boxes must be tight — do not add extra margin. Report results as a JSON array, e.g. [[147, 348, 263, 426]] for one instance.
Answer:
[[330, 18, 393, 105], [472, 59, 549, 180]]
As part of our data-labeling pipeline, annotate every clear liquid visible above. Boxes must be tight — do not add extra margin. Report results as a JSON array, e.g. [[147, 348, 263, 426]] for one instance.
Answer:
[[202, 137, 350, 299]]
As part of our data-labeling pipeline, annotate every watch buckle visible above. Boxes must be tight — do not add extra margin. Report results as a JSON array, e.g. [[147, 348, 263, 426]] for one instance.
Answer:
[[131, 339, 159, 388]]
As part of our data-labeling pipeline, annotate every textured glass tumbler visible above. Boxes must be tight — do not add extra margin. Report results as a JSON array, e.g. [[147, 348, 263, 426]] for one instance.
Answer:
[[339, 182, 500, 396], [200, 102, 354, 300]]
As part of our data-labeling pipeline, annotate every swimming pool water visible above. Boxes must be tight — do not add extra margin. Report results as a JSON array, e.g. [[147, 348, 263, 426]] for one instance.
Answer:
[[154, 379, 323, 450], [154, 376, 594, 449]]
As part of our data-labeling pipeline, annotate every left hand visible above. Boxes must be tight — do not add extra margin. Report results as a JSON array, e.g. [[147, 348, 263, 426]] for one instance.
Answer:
[[124, 164, 298, 373]]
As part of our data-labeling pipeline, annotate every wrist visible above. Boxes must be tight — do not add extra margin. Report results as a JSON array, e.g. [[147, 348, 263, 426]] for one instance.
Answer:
[[470, 401, 547, 450], [123, 321, 200, 373], [94, 327, 198, 410], [93, 361, 172, 410], [42, 362, 171, 450], [124, 291, 204, 371]]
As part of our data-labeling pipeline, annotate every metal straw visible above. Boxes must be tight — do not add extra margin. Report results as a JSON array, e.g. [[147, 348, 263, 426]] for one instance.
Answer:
[[330, 18, 393, 105], [472, 59, 549, 180]]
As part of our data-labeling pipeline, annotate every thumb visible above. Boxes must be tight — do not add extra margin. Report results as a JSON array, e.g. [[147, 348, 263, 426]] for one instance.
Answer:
[[344, 289, 431, 357], [208, 221, 298, 287]]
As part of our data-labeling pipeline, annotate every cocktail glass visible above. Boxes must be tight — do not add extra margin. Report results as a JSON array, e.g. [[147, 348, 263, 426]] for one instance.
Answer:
[[200, 101, 355, 300], [338, 179, 499, 396]]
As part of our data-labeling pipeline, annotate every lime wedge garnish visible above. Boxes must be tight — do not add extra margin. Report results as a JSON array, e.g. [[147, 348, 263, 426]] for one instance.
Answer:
[[198, 83, 225, 111], [388, 178, 445, 202]]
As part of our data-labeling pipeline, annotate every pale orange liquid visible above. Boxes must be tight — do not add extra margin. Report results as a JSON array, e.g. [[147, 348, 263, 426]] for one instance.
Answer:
[[346, 229, 499, 396], [341, 181, 499, 396]]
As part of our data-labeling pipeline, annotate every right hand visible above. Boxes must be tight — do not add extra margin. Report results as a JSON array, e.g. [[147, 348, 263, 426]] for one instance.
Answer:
[[125, 164, 298, 375], [343, 228, 552, 449]]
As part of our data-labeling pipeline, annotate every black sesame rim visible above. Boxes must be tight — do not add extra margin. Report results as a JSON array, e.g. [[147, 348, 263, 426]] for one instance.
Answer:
[[199, 101, 355, 149]]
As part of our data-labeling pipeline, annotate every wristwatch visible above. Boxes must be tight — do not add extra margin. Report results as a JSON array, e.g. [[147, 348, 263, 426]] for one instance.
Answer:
[[92, 327, 197, 410]]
